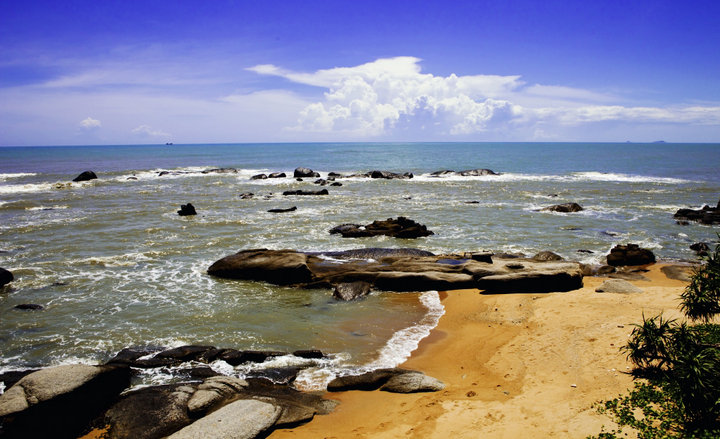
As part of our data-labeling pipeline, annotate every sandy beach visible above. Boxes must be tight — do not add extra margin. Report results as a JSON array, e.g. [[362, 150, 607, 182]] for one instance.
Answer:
[[269, 264, 691, 438]]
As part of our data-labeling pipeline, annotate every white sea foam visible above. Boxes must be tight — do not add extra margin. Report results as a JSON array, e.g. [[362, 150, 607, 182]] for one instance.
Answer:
[[0, 172, 36, 181], [571, 172, 691, 184], [414, 171, 692, 184], [25, 205, 69, 211], [0, 182, 55, 194]]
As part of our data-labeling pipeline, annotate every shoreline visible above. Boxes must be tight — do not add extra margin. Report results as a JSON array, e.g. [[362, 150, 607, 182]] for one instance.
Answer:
[[269, 263, 691, 438]]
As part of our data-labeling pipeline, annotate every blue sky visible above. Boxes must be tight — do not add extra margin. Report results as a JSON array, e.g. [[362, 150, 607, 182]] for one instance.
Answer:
[[1, 0, 719, 145]]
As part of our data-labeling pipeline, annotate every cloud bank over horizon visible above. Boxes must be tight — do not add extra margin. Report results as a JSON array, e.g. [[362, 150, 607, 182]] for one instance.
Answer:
[[249, 56, 720, 141]]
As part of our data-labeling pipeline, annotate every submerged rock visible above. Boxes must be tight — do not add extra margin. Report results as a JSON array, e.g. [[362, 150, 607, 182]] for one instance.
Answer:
[[0, 267, 13, 287], [329, 217, 434, 239], [541, 202, 584, 213], [333, 281, 372, 301], [282, 189, 329, 196], [268, 206, 297, 213], [14, 303, 44, 310], [72, 170, 98, 182], [177, 203, 197, 216]]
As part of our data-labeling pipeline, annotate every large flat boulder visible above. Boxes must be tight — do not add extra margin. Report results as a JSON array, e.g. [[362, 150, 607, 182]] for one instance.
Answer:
[[207, 249, 314, 285], [167, 398, 282, 439]]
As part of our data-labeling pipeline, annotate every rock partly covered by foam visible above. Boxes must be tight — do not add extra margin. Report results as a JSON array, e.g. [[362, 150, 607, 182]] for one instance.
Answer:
[[606, 244, 656, 266], [0, 267, 13, 287], [72, 170, 98, 182], [329, 217, 434, 239], [541, 202, 584, 213], [430, 169, 499, 177], [674, 200, 720, 225], [208, 248, 584, 293], [177, 203, 197, 216]]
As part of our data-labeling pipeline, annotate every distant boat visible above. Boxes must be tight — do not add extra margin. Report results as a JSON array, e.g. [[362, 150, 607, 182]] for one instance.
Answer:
[[165, 142, 173, 145]]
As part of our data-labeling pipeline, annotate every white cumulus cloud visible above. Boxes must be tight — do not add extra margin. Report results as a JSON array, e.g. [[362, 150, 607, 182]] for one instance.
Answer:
[[247, 57, 720, 139], [79, 117, 101, 130], [132, 124, 170, 138]]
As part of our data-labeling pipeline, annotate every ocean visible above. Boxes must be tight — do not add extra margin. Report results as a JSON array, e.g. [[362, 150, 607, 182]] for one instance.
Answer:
[[1, 142, 719, 389]]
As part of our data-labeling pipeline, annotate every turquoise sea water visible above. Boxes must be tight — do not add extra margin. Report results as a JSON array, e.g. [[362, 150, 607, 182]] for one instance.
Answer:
[[1, 142, 719, 389]]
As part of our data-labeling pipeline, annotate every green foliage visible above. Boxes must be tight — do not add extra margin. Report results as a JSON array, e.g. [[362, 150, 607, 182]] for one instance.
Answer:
[[681, 239, 720, 323], [592, 241, 720, 438]]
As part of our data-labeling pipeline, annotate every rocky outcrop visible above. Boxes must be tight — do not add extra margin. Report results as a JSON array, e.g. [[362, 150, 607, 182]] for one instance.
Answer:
[[14, 304, 43, 310], [294, 167, 320, 178], [541, 203, 584, 213], [268, 172, 286, 178], [282, 189, 328, 196], [606, 244, 656, 266], [0, 364, 131, 438], [201, 168, 238, 174], [251, 173, 267, 180], [380, 372, 446, 393], [208, 248, 584, 293], [431, 169, 499, 177], [333, 282, 372, 301], [207, 249, 314, 285], [532, 251, 563, 261], [690, 242, 710, 256], [329, 217, 434, 239], [177, 203, 197, 216], [674, 200, 720, 225], [187, 376, 249, 415], [595, 279, 644, 294], [0, 267, 13, 287], [369, 170, 413, 179], [72, 170, 98, 182], [167, 399, 282, 439]]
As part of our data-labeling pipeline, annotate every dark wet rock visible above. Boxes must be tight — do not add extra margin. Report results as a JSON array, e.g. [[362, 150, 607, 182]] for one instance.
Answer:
[[467, 253, 493, 263], [177, 203, 197, 216], [457, 168, 498, 176], [606, 244, 656, 266], [217, 349, 287, 366], [541, 202, 584, 213], [674, 201, 720, 225], [595, 279, 644, 294], [155, 345, 220, 363], [328, 172, 342, 178], [532, 251, 564, 262], [0, 369, 39, 390], [127, 176, 138, 180], [690, 242, 710, 256], [294, 167, 320, 178], [430, 170, 455, 176], [380, 372, 445, 393], [369, 170, 413, 179], [465, 201, 480, 204], [597, 265, 617, 275], [333, 281, 372, 301], [268, 206, 297, 213], [329, 217, 434, 239], [72, 170, 97, 182], [313, 178, 328, 185], [292, 349, 325, 359], [247, 367, 300, 385], [330, 182, 343, 187], [13, 303, 44, 311], [99, 383, 196, 439], [577, 249, 594, 254], [239, 192, 254, 199], [208, 249, 314, 285], [661, 265, 694, 282], [327, 368, 412, 392], [178, 366, 221, 380], [105, 347, 166, 368], [251, 173, 268, 180], [0, 364, 131, 438], [202, 168, 237, 174], [493, 252, 526, 259], [268, 172, 286, 178], [282, 189, 329, 196], [0, 267, 13, 287]]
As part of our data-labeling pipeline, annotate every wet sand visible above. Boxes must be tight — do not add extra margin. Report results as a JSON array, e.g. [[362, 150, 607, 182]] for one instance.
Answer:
[[269, 264, 691, 438]]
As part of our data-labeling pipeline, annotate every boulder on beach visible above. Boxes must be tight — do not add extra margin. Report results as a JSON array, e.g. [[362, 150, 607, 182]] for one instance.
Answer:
[[177, 203, 197, 216], [329, 217, 434, 239], [72, 170, 97, 182], [327, 368, 444, 393], [595, 279, 644, 294], [0, 267, 13, 287], [167, 399, 282, 439], [294, 167, 320, 178], [0, 364, 131, 438], [606, 244, 656, 266], [541, 203, 584, 213], [380, 372, 446, 393]]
